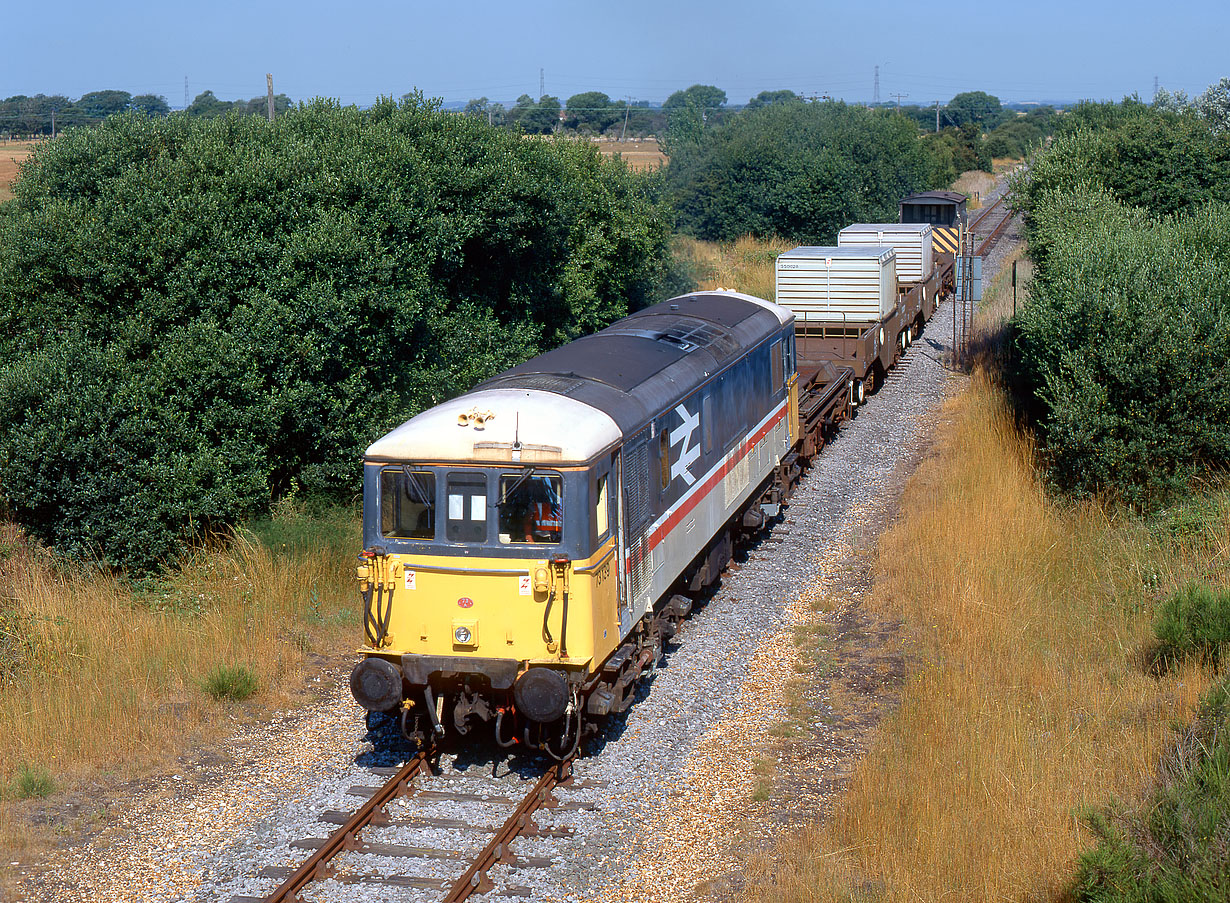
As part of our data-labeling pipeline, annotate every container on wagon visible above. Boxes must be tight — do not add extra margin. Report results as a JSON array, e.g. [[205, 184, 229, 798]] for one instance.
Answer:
[[837, 223, 934, 284], [774, 246, 897, 324]]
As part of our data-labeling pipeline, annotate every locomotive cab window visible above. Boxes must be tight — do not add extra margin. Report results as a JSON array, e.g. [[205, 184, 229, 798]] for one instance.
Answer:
[[497, 471, 563, 544], [771, 340, 783, 390], [446, 472, 488, 543], [381, 468, 436, 540], [594, 474, 609, 542]]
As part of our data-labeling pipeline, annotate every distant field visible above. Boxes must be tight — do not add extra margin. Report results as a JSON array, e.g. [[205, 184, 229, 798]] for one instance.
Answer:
[[0, 140, 37, 202], [593, 137, 667, 171]]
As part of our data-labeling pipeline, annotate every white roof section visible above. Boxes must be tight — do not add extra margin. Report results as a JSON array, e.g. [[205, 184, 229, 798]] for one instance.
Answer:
[[779, 245, 895, 263], [840, 223, 933, 234], [366, 388, 622, 465]]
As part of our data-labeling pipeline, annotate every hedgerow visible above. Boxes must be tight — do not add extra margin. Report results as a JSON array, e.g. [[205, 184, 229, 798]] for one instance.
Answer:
[[1009, 101, 1230, 506], [0, 97, 678, 572]]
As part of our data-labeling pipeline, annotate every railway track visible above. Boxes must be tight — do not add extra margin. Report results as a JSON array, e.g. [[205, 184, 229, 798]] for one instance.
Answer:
[[969, 189, 1014, 256], [231, 750, 592, 903]]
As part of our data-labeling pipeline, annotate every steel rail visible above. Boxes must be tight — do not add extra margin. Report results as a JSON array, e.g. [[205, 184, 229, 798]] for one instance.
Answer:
[[262, 750, 432, 903], [442, 756, 575, 902], [975, 203, 1013, 256], [968, 191, 1006, 232]]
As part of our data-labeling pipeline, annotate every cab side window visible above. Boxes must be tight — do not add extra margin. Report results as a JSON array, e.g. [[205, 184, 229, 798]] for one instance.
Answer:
[[594, 473, 609, 543]]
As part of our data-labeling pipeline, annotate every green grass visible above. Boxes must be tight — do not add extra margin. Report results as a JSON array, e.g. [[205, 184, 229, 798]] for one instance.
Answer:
[[8, 765, 55, 800], [242, 496, 359, 562], [202, 663, 259, 701]]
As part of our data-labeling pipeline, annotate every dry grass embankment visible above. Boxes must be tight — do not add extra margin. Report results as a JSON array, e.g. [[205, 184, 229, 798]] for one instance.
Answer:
[[0, 140, 37, 203], [0, 504, 360, 858], [952, 169, 996, 209], [746, 255, 1224, 900], [673, 234, 794, 301]]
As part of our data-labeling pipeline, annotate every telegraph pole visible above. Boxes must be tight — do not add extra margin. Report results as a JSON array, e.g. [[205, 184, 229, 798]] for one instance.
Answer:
[[891, 92, 908, 113], [620, 97, 631, 141], [935, 100, 940, 132], [184, 76, 189, 111], [540, 68, 545, 99], [266, 73, 275, 121], [873, 65, 880, 105]]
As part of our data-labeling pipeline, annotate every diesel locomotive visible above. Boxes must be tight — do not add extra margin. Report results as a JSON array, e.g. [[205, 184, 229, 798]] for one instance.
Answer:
[[349, 290, 802, 757]]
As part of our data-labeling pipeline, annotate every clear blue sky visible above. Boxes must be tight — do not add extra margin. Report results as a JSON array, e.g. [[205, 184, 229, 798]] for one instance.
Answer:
[[5, 0, 1225, 108]]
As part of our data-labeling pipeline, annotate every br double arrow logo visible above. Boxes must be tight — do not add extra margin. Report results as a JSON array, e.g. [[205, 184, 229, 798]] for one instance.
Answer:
[[669, 403, 700, 486]]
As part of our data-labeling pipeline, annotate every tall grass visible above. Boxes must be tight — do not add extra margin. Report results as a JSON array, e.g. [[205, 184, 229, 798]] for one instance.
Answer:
[[745, 371, 1220, 901], [0, 501, 360, 849], [672, 235, 793, 301], [744, 247, 1226, 900]]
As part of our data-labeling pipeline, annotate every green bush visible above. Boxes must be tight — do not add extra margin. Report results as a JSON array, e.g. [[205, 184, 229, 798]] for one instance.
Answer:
[[1009, 99, 1230, 505], [203, 663, 259, 701], [664, 100, 941, 243], [0, 97, 676, 573], [1154, 583, 1230, 669], [1070, 676, 1230, 901], [1009, 188, 1230, 504]]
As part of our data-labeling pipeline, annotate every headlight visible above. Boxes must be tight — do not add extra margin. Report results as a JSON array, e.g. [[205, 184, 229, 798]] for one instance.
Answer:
[[454, 626, 472, 644]]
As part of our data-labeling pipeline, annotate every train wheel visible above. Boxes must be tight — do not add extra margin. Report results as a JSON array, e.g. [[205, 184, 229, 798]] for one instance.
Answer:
[[855, 378, 866, 405]]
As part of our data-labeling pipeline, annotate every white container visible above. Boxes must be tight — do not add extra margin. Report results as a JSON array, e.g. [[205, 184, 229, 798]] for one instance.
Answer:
[[837, 223, 934, 284], [775, 246, 897, 323]]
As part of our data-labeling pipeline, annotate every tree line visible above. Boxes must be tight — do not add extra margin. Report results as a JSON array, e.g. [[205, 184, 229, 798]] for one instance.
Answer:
[[0, 89, 294, 136]]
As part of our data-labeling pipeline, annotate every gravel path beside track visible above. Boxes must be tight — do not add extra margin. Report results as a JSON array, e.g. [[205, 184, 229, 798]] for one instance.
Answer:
[[19, 188, 1024, 903]]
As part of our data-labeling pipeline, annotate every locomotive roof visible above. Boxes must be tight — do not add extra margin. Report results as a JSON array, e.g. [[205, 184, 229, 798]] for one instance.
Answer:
[[365, 388, 622, 465], [475, 290, 791, 436], [364, 291, 793, 465]]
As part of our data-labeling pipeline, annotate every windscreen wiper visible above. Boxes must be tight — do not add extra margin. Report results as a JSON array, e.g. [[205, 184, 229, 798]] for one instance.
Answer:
[[402, 465, 433, 507], [495, 466, 536, 506]]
